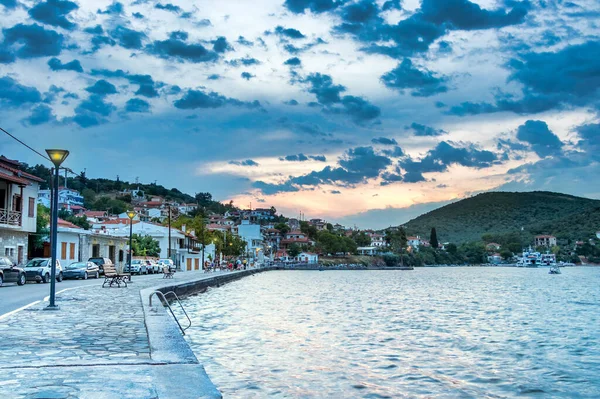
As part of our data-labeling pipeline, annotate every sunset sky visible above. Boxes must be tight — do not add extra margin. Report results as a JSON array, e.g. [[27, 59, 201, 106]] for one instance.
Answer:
[[1, 0, 598, 228]]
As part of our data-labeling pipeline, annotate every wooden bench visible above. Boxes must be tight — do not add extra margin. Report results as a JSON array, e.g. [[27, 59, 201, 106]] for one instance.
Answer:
[[102, 264, 131, 288], [163, 266, 175, 279]]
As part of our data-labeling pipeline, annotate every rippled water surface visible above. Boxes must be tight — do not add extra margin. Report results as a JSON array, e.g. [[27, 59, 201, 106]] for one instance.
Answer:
[[180, 268, 600, 398]]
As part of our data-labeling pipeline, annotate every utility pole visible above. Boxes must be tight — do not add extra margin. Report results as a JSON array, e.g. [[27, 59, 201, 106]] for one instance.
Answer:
[[168, 204, 171, 262]]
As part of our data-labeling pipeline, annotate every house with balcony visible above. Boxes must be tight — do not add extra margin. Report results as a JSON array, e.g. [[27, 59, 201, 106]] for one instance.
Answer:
[[0, 156, 44, 264], [369, 233, 386, 247], [535, 235, 557, 248], [237, 220, 264, 260], [38, 187, 84, 214]]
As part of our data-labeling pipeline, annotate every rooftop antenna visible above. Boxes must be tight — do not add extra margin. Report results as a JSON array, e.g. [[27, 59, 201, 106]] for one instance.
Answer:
[[135, 176, 139, 185]]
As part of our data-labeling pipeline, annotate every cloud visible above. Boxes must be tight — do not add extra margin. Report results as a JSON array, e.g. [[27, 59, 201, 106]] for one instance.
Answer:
[[125, 98, 150, 113], [303, 72, 380, 124], [28, 0, 78, 30], [97, 1, 124, 15], [406, 122, 446, 137], [285, 99, 299, 106], [371, 137, 397, 145], [284, 0, 347, 14], [169, 31, 188, 41], [147, 37, 219, 63], [76, 94, 116, 116], [281, 154, 327, 162], [174, 89, 260, 109], [109, 25, 146, 50], [90, 69, 159, 98], [241, 72, 255, 80], [0, 0, 18, 9], [207, 74, 221, 80], [22, 104, 56, 125], [48, 57, 83, 72], [516, 120, 563, 158], [133, 12, 144, 19], [382, 0, 401, 11], [85, 80, 118, 96], [576, 123, 600, 161], [381, 58, 448, 97], [381, 146, 404, 157], [212, 37, 233, 53], [227, 57, 260, 67], [330, 190, 341, 194], [2, 23, 64, 58], [229, 159, 259, 166], [274, 26, 305, 39], [155, 3, 181, 13], [284, 57, 301, 66], [0, 76, 42, 107], [0, 45, 15, 64], [237, 36, 253, 46]]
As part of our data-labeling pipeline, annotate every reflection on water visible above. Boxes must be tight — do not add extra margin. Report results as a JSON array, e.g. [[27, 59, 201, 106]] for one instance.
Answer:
[[180, 268, 600, 398]]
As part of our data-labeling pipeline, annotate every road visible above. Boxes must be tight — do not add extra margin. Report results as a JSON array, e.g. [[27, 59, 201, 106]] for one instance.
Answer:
[[0, 273, 166, 317]]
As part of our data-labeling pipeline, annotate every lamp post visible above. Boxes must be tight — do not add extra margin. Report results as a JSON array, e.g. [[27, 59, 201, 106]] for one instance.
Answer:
[[127, 210, 136, 279], [45, 149, 69, 310]]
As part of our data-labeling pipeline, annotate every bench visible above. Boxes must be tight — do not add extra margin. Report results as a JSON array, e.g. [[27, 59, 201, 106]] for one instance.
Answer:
[[102, 264, 131, 288], [163, 266, 175, 279]]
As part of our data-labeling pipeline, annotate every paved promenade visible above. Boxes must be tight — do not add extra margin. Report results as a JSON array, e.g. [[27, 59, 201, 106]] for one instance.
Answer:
[[0, 270, 252, 399]]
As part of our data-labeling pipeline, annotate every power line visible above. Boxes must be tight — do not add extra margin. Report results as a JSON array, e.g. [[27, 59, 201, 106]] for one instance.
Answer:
[[0, 126, 51, 162]]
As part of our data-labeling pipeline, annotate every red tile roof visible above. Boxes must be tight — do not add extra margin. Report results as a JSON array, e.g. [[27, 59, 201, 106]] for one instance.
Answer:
[[0, 159, 45, 183], [58, 218, 80, 229], [0, 170, 31, 186], [84, 211, 107, 217]]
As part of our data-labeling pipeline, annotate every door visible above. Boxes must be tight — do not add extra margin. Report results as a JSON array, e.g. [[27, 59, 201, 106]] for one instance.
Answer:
[[108, 246, 116, 264], [17, 246, 24, 265], [186, 258, 192, 271], [195, 259, 199, 270]]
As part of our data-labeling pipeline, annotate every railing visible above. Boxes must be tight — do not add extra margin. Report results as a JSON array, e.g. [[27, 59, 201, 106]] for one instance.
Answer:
[[149, 290, 192, 335], [0, 208, 21, 226]]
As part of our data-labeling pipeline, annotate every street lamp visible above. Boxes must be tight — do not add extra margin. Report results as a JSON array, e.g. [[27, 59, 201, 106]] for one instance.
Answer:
[[45, 149, 69, 310], [127, 210, 136, 279]]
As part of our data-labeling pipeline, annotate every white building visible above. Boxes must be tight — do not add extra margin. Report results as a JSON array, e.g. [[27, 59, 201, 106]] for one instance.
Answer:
[[237, 220, 263, 259], [369, 233, 385, 247], [358, 246, 377, 256], [38, 187, 84, 212], [0, 156, 43, 264], [178, 203, 198, 215], [297, 252, 318, 264]]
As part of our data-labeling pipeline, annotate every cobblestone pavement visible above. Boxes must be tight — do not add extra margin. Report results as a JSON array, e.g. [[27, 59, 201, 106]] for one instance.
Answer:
[[0, 270, 238, 398]]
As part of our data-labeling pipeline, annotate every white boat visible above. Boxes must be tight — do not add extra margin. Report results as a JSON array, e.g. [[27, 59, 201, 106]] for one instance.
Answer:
[[516, 248, 557, 268], [549, 265, 561, 274]]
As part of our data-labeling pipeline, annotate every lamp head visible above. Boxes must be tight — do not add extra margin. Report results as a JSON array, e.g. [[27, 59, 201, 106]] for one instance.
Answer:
[[126, 210, 136, 220], [45, 149, 69, 167]]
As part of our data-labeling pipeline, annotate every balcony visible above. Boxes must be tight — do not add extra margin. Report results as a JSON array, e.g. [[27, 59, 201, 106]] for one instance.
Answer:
[[0, 208, 22, 227]]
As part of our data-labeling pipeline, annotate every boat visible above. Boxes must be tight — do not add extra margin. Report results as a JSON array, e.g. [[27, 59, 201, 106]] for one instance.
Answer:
[[516, 248, 557, 268], [549, 265, 561, 274]]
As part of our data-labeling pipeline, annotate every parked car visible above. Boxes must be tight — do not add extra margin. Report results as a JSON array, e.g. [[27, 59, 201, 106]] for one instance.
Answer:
[[158, 259, 175, 271], [123, 259, 148, 275], [88, 257, 113, 275], [63, 261, 99, 280], [24, 258, 63, 283], [0, 256, 27, 287], [146, 260, 161, 274]]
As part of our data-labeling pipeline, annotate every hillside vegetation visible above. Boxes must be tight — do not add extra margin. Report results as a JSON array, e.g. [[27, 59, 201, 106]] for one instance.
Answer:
[[402, 191, 600, 244]]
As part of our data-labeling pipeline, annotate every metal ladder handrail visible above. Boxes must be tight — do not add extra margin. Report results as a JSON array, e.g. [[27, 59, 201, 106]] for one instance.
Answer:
[[149, 290, 192, 335]]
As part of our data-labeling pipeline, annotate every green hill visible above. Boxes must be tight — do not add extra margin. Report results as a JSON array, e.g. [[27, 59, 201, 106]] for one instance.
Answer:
[[402, 191, 600, 244]]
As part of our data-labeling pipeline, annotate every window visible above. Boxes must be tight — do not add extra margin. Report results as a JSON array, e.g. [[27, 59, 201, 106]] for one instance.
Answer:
[[4, 247, 14, 258], [28, 197, 35, 217], [69, 243, 75, 260], [61, 242, 67, 259]]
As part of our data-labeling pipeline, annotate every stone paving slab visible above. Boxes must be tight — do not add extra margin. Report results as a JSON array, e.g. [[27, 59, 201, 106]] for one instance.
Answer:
[[0, 270, 261, 398]]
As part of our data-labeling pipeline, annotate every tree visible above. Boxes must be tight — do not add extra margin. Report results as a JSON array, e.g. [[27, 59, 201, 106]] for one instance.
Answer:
[[288, 243, 301, 258], [430, 227, 439, 249], [275, 222, 290, 235], [500, 250, 513, 260], [131, 234, 161, 257], [446, 243, 458, 255], [354, 232, 371, 247], [195, 192, 212, 207], [300, 221, 318, 239], [58, 209, 91, 229], [386, 228, 407, 254], [34, 204, 50, 249]]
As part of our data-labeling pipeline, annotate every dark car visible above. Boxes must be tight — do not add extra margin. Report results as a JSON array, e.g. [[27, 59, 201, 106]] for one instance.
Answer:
[[88, 257, 113, 275], [0, 256, 26, 287], [63, 261, 99, 280]]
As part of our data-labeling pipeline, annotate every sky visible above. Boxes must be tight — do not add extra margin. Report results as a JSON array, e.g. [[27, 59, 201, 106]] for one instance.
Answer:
[[0, 0, 599, 229]]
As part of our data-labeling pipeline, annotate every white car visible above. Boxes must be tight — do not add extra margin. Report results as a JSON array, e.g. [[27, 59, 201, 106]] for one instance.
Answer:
[[124, 259, 148, 275], [145, 260, 161, 274], [158, 259, 175, 271], [24, 258, 63, 283]]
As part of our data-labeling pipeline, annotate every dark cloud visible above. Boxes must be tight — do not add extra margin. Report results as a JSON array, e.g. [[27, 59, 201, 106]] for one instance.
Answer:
[[155, 3, 181, 13], [237, 36, 253, 46], [448, 41, 600, 116], [97, 1, 124, 15], [241, 72, 254, 80], [76, 94, 116, 117], [109, 25, 146, 49], [125, 98, 150, 113], [382, 0, 402, 11], [274, 26, 305, 39], [229, 159, 259, 166], [420, 0, 530, 30], [285, 99, 299, 106], [147, 38, 218, 63], [28, 0, 78, 30], [22, 104, 56, 126], [0, 0, 18, 9], [253, 181, 299, 195], [284, 57, 301, 66], [2, 23, 64, 58], [227, 57, 260, 67], [0, 77, 42, 107], [371, 137, 397, 145], [280, 154, 327, 162], [516, 120, 563, 158], [0, 45, 16, 64], [381, 58, 447, 96], [212, 37, 233, 53], [85, 80, 118, 96], [381, 146, 404, 157], [42, 84, 64, 103], [174, 89, 260, 110], [330, 190, 341, 194], [48, 57, 83, 72], [407, 122, 446, 136], [576, 123, 600, 160], [310, 155, 327, 162], [91, 69, 159, 98], [132, 12, 144, 19], [282, 38, 327, 54], [207, 74, 221, 80], [84, 25, 103, 35], [303, 73, 380, 124], [284, 0, 348, 14]]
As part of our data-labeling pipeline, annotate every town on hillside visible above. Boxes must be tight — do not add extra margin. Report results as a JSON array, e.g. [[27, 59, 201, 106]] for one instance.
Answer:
[[2, 155, 599, 271]]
